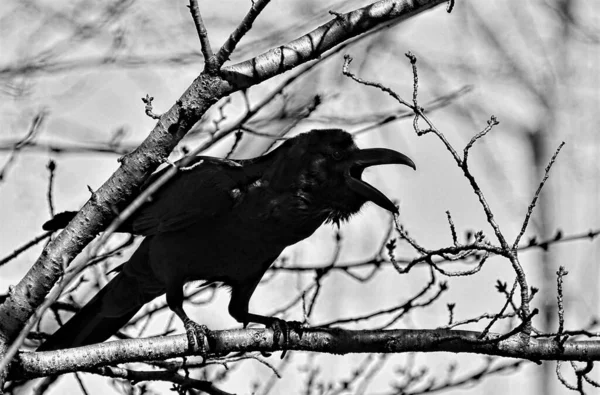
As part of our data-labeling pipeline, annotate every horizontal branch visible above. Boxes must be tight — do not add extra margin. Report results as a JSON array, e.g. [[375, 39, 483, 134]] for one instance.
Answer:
[[12, 327, 600, 380]]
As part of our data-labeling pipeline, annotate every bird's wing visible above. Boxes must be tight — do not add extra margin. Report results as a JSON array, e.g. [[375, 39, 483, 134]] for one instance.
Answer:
[[129, 156, 247, 236]]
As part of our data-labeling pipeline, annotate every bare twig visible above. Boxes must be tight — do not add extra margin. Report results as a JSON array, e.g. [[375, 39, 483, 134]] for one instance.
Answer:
[[463, 116, 499, 165], [427, 254, 489, 277], [210, 97, 233, 136], [0, 111, 47, 182], [447, 303, 455, 325], [407, 360, 524, 395], [439, 310, 518, 331], [446, 0, 455, 13], [214, 0, 271, 68], [73, 372, 89, 395], [351, 86, 472, 136], [479, 279, 518, 339], [556, 266, 568, 337], [0, 140, 136, 155], [556, 361, 578, 392], [306, 232, 343, 318], [343, 54, 412, 108], [46, 160, 56, 217], [238, 125, 289, 140], [355, 354, 388, 395], [94, 365, 232, 395], [319, 266, 441, 328], [513, 142, 566, 249], [141, 94, 161, 119], [446, 210, 458, 246], [256, 354, 291, 395], [0, 233, 52, 267], [188, 0, 214, 65]]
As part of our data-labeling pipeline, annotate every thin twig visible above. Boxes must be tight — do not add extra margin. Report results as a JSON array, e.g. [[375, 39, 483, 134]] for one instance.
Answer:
[[319, 266, 440, 328], [447, 303, 455, 325], [141, 94, 161, 119], [239, 125, 289, 140], [556, 361, 578, 391], [479, 279, 518, 339], [188, 0, 214, 65], [446, 210, 458, 246], [439, 310, 518, 330], [356, 354, 388, 395], [0, 232, 52, 267], [307, 232, 343, 318], [214, 0, 271, 67], [556, 266, 568, 337], [0, 111, 47, 182], [463, 116, 499, 165], [46, 160, 56, 217], [73, 372, 89, 395], [343, 54, 412, 108], [93, 366, 232, 395], [513, 142, 566, 249], [408, 360, 524, 395], [351, 86, 472, 136]]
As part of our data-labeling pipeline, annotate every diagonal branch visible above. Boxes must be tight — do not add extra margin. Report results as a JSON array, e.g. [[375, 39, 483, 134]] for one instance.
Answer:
[[513, 142, 565, 249], [214, 0, 272, 69], [188, 0, 215, 67], [221, 0, 446, 89]]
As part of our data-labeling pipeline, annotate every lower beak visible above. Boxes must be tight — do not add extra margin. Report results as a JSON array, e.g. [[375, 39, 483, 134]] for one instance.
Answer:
[[345, 148, 416, 214]]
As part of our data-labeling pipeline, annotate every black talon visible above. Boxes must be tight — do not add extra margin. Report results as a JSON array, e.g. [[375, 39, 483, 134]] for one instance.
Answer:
[[183, 318, 209, 354], [266, 318, 303, 358]]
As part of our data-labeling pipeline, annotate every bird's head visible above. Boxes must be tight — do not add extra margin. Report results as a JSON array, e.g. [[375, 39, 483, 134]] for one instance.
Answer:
[[256, 129, 416, 224]]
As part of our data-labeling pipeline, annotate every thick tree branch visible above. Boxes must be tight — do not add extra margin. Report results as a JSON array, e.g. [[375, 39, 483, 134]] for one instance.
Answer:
[[10, 327, 600, 380], [221, 0, 446, 89]]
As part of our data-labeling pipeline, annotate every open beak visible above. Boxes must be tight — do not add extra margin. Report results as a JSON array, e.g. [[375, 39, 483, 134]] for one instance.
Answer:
[[345, 148, 416, 214]]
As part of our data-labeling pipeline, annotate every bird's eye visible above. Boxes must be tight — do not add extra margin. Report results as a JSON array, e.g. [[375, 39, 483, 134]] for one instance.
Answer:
[[331, 151, 343, 160]]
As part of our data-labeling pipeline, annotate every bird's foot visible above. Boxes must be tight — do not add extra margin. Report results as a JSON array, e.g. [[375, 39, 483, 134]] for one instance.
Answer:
[[267, 318, 304, 359], [183, 318, 210, 355]]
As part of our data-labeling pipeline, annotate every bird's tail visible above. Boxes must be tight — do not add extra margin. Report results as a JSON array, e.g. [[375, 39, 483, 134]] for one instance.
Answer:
[[37, 272, 144, 352]]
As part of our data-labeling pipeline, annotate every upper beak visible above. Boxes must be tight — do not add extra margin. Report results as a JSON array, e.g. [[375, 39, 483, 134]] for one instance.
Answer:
[[345, 148, 416, 214]]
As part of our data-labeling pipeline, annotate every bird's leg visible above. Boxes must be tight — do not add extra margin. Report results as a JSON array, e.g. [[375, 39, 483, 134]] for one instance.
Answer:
[[167, 285, 209, 354], [229, 285, 302, 357], [244, 313, 303, 358]]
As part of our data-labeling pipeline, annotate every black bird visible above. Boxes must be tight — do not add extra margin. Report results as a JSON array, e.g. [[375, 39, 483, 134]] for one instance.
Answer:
[[38, 129, 415, 351]]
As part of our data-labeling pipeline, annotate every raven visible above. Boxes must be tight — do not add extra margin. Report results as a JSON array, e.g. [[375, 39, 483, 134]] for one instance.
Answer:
[[38, 129, 415, 351]]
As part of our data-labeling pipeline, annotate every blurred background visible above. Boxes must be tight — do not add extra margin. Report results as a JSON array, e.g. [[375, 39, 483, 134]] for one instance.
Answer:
[[1, 0, 599, 394]]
